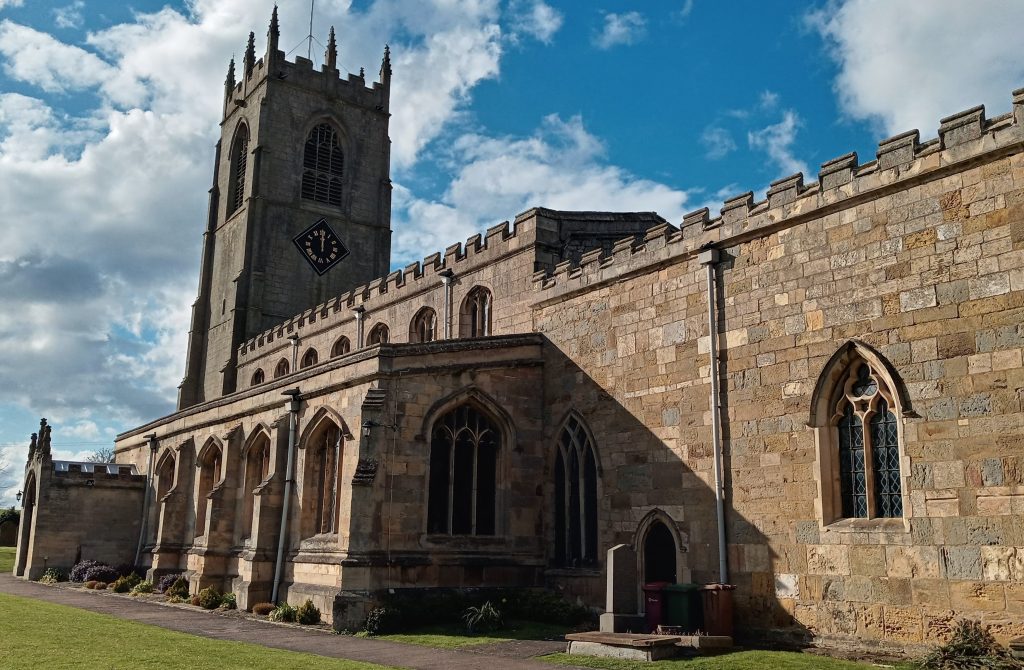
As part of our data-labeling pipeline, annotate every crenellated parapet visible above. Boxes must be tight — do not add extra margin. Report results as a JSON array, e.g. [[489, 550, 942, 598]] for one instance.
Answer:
[[533, 87, 1024, 301], [222, 8, 390, 122], [236, 218, 527, 360]]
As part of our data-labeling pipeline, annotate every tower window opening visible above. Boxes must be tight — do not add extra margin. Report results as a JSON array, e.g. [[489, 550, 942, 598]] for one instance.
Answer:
[[301, 123, 344, 207], [228, 125, 248, 216]]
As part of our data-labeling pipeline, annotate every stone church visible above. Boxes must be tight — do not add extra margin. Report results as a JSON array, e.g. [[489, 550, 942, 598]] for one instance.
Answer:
[[13, 10, 1024, 651]]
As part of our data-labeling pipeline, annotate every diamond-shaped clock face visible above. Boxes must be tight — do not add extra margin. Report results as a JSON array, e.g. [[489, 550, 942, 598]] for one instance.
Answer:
[[293, 218, 349, 275]]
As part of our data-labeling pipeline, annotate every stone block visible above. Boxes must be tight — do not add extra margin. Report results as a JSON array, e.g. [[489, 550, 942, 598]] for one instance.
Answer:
[[949, 581, 1006, 612], [886, 546, 941, 579], [942, 545, 983, 580], [806, 544, 850, 576]]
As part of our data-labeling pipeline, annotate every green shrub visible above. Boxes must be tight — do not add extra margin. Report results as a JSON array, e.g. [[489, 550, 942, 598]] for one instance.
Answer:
[[463, 601, 503, 634], [111, 573, 142, 593], [196, 587, 222, 610], [297, 599, 321, 625], [166, 595, 187, 604], [218, 592, 237, 610], [37, 568, 65, 584], [364, 606, 402, 635], [269, 603, 297, 623], [251, 602, 276, 616], [917, 619, 1023, 669], [130, 581, 154, 595], [164, 577, 189, 600]]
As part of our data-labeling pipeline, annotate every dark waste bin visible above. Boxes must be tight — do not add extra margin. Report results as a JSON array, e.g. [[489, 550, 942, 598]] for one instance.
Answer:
[[643, 581, 670, 633], [700, 583, 736, 637], [662, 583, 702, 632]]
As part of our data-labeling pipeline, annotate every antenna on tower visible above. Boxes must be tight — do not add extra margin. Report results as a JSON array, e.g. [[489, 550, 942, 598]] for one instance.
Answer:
[[307, 0, 315, 59]]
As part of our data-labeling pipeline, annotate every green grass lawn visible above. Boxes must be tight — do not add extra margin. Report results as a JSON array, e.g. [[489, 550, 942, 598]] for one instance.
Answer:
[[0, 592, 400, 670], [542, 650, 908, 670], [0, 546, 15, 573], [366, 619, 571, 649]]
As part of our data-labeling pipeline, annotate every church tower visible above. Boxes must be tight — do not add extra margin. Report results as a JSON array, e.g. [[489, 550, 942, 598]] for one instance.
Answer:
[[178, 9, 392, 409]]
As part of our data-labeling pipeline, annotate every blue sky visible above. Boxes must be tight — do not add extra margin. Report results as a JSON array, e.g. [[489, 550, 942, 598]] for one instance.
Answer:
[[0, 0, 1022, 504]]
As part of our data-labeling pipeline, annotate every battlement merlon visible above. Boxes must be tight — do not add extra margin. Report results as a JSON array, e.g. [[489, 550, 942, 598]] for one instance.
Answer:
[[222, 8, 390, 122], [534, 87, 1024, 301]]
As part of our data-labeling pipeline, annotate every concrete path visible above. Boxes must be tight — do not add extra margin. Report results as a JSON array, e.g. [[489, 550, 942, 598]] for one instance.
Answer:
[[0, 575, 582, 670]]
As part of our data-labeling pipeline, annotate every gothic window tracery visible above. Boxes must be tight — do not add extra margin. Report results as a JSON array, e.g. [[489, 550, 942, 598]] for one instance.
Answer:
[[410, 307, 437, 343], [240, 434, 270, 541], [459, 287, 491, 338], [829, 361, 903, 520], [303, 419, 343, 537], [195, 442, 223, 537], [274, 358, 289, 378], [554, 415, 599, 568], [251, 368, 265, 386], [301, 123, 343, 207], [427, 403, 500, 536], [331, 336, 351, 357], [300, 347, 318, 369], [367, 323, 389, 345]]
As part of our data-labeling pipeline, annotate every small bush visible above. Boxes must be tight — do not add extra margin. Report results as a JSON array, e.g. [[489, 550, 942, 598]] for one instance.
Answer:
[[70, 560, 101, 583], [156, 573, 185, 593], [93, 581, 108, 590], [197, 587, 222, 610], [83, 564, 119, 584], [218, 592, 237, 610], [164, 577, 189, 600], [84, 580, 98, 589], [130, 581, 154, 595], [463, 601, 503, 634], [917, 619, 1024, 669], [364, 606, 402, 635], [190, 595, 201, 606], [252, 602, 276, 616], [111, 573, 142, 593], [37, 568, 65, 584], [166, 595, 187, 604], [297, 599, 321, 625], [269, 603, 297, 623]]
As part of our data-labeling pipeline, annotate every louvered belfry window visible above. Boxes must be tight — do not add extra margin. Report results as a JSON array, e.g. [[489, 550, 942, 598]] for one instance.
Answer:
[[834, 363, 903, 519], [228, 126, 248, 215], [301, 123, 343, 206]]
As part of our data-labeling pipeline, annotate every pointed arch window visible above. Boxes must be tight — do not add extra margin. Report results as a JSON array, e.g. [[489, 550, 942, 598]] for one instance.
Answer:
[[195, 443, 223, 538], [251, 368, 265, 386], [367, 323, 389, 346], [228, 125, 249, 215], [300, 347, 319, 369], [302, 419, 343, 538], [274, 358, 289, 378], [555, 415, 599, 567], [427, 403, 500, 536], [301, 123, 343, 207], [331, 336, 351, 358], [459, 286, 491, 338], [812, 343, 908, 525], [240, 434, 270, 541], [410, 307, 437, 343]]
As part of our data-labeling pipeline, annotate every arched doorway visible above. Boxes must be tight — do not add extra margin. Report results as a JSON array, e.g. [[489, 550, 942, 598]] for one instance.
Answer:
[[643, 520, 677, 584], [15, 474, 37, 576]]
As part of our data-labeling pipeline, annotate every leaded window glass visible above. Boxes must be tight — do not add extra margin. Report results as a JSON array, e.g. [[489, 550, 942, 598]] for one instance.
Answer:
[[831, 360, 904, 520], [555, 415, 599, 567], [427, 404, 500, 536]]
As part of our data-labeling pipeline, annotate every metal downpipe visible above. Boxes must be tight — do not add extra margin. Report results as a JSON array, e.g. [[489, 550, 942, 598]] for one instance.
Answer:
[[701, 248, 728, 584], [272, 388, 301, 603]]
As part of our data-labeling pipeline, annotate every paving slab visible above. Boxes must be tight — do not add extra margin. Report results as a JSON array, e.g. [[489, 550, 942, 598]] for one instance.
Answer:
[[0, 575, 582, 670]]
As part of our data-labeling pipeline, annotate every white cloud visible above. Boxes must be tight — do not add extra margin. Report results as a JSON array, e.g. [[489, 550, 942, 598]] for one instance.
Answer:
[[593, 11, 646, 49], [53, 1, 84, 29], [0, 20, 115, 93], [700, 126, 736, 160], [747, 110, 808, 178], [393, 114, 690, 259], [508, 0, 563, 44], [677, 0, 694, 20], [808, 0, 1024, 136], [0, 0, 24, 9]]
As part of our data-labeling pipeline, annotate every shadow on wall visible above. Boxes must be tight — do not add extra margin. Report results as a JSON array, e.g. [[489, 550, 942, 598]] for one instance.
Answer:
[[542, 338, 809, 642]]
